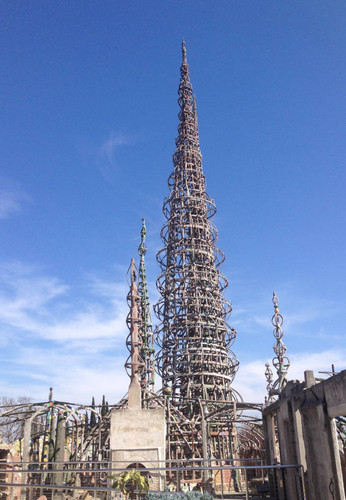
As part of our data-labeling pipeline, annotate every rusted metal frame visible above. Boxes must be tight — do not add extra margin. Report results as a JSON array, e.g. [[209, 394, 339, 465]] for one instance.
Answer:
[[154, 41, 240, 465]]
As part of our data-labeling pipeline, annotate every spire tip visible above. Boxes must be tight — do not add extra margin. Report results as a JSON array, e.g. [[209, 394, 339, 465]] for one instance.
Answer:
[[182, 39, 187, 64], [139, 218, 147, 256]]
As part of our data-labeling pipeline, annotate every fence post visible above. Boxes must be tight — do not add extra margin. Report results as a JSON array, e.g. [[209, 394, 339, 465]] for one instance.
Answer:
[[177, 468, 181, 492], [297, 466, 307, 500], [244, 468, 249, 500], [280, 467, 287, 500]]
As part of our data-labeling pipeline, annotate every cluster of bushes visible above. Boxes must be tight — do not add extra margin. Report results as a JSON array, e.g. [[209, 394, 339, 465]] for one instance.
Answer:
[[146, 492, 213, 500], [110, 470, 214, 500]]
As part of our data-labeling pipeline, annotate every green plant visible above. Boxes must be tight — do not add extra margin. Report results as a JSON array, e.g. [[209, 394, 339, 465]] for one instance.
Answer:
[[146, 492, 213, 500], [110, 469, 149, 499], [185, 493, 213, 500]]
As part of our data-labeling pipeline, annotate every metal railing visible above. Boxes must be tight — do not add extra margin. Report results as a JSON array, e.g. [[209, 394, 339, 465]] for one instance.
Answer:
[[2, 459, 306, 500]]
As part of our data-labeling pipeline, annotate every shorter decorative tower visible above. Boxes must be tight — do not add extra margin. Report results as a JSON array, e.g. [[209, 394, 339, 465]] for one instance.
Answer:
[[110, 257, 166, 490], [124, 258, 143, 409], [138, 218, 155, 401], [265, 292, 290, 403]]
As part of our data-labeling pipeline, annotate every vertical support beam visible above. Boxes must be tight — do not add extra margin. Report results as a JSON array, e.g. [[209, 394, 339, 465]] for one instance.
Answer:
[[263, 412, 277, 465], [22, 418, 32, 465], [55, 416, 66, 485], [201, 412, 208, 482], [244, 468, 249, 500], [302, 404, 345, 500], [264, 371, 346, 500], [276, 402, 300, 500], [21, 418, 32, 500], [263, 411, 284, 498], [49, 411, 56, 463], [329, 419, 345, 500]]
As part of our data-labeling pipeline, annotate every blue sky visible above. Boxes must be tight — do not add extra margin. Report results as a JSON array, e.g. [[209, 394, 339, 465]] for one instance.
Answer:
[[1, 1, 346, 404]]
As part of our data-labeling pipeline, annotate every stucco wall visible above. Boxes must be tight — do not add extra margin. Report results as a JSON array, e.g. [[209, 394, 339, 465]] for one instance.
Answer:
[[110, 407, 166, 491]]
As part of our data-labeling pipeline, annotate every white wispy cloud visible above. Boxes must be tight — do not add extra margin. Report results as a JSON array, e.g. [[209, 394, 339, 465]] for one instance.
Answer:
[[231, 282, 340, 340], [1, 263, 345, 406], [0, 190, 21, 219], [234, 348, 346, 403], [100, 131, 129, 164], [0, 186, 30, 219], [97, 131, 131, 183], [0, 260, 130, 402], [0, 345, 129, 404], [230, 282, 346, 402], [0, 261, 68, 334], [0, 261, 128, 343]]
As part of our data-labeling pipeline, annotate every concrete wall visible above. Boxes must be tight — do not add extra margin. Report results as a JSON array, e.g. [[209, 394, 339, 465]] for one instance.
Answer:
[[110, 407, 166, 491], [263, 369, 346, 500]]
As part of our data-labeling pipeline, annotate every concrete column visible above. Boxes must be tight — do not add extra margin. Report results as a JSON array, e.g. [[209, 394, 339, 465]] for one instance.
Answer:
[[329, 418, 345, 500], [21, 418, 32, 500], [302, 403, 345, 500], [128, 378, 141, 410], [276, 403, 297, 500], [263, 370, 346, 500], [54, 417, 66, 485], [289, 398, 308, 499], [22, 418, 32, 464], [263, 411, 284, 498], [290, 399, 306, 471], [263, 412, 277, 465]]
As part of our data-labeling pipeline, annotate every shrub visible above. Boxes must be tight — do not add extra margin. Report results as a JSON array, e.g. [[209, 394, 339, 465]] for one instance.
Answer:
[[146, 492, 213, 500], [109, 469, 149, 499]]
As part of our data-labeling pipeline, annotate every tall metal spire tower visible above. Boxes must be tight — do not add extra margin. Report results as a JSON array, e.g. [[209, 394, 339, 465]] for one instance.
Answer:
[[155, 41, 239, 462]]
